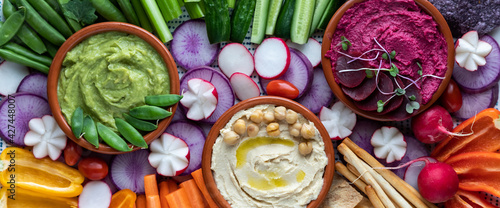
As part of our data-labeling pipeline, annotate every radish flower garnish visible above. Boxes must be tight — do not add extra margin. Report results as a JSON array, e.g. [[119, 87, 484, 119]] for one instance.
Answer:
[[24, 115, 67, 160], [371, 126, 407, 164], [319, 101, 356, 140], [455, 31, 493, 71]]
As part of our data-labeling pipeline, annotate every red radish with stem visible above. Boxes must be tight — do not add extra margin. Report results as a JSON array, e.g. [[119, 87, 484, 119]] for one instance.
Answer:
[[404, 156, 437, 191], [411, 105, 455, 144], [254, 37, 290, 79], [180, 78, 218, 121], [218, 43, 255, 78], [230, 72, 260, 101]]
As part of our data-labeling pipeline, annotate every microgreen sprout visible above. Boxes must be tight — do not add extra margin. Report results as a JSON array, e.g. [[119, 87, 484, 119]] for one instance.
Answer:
[[409, 95, 416, 101], [377, 100, 384, 112], [395, 88, 406, 96], [382, 50, 396, 60], [340, 36, 352, 51], [366, 70, 374, 78], [406, 101, 420, 114], [389, 63, 399, 77]]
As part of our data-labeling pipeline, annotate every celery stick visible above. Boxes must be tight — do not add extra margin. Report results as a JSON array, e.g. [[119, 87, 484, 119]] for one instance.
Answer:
[[309, 0, 331, 35], [265, 0, 283, 35], [290, 0, 315, 44], [185, 2, 205, 19], [140, 0, 173, 43], [131, 0, 154, 32], [177, 0, 184, 7], [157, 0, 182, 21], [250, 0, 270, 44]]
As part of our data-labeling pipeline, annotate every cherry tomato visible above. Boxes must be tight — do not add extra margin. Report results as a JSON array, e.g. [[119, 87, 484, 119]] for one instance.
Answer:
[[64, 140, 82, 166], [266, 80, 300, 99], [439, 79, 462, 113], [78, 157, 109, 180]]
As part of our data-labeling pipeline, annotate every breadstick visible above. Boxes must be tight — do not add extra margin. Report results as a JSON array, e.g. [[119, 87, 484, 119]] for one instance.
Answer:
[[346, 161, 361, 177], [335, 162, 368, 194], [365, 185, 385, 208]]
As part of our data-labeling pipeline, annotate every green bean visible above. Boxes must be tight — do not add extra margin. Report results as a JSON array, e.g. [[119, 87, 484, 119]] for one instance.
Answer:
[[97, 122, 132, 152], [89, 0, 127, 22], [2, 42, 52, 67], [115, 118, 148, 148], [70, 107, 84, 138], [130, 0, 153, 32], [129, 105, 172, 120], [0, 8, 25, 47], [145, 94, 183, 107], [123, 113, 158, 131], [27, 0, 73, 38], [44, 0, 63, 14], [43, 39, 59, 58], [0, 48, 49, 73], [16, 0, 66, 46], [117, 0, 141, 26], [82, 116, 99, 148]]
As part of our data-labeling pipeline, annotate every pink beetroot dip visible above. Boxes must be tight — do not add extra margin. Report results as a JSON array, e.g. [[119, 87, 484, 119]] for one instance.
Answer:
[[326, 0, 448, 104]]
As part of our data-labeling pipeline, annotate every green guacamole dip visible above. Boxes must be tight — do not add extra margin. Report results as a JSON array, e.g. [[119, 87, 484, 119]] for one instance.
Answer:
[[58, 31, 170, 131]]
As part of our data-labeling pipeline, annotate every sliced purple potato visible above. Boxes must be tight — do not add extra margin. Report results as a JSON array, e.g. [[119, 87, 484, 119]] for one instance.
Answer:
[[296, 67, 334, 113], [354, 72, 394, 112], [16, 73, 48, 100], [341, 75, 378, 101], [165, 121, 206, 175], [453, 83, 498, 120], [334, 56, 366, 88]]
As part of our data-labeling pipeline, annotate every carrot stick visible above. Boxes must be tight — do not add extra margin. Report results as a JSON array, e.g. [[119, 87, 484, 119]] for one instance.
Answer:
[[191, 169, 218, 208], [166, 188, 192, 208], [179, 179, 208, 208], [144, 174, 161, 208], [136, 195, 147, 208], [159, 180, 179, 208]]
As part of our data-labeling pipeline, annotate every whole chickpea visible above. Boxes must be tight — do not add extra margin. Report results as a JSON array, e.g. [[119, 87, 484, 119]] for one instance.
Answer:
[[290, 122, 302, 137], [285, 109, 298, 124], [301, 123, 316, 139], [247, 123, 259, 137], [250, 110, 264, 123], [299, 141, 313, 156], [233, 119, 246, 135], [224, 131, 240, 145], [264, 111, 275, 123], [274, 106, 286, 120], [266, 122, 280, 137]]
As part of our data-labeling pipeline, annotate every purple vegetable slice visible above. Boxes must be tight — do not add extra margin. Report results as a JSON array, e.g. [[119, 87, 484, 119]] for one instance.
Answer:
[[296, 67, 334, 113], [342, 75, 378, 101], [165, 121, 205, 175], [0, 92, 51, 146], [386, 135, 429, 179], [171, 19, 219, 70], [16, 73, 48, 100], [348, 118, 383, 156], [334, 56, 366, 88], [453, 83, 498, 120], [110, 149, 156, 194], [452, 35, 500, 93], [260, 49, 313, 98], [354, 72, 394, 111], [179, 66, 234, 123]]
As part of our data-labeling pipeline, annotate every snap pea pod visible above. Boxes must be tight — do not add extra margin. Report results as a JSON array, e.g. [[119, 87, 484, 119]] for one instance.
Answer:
[[97, 122, 132, 152], [123, 113, 158, 131], [115, 118, 148, 148], [70, 107, 84, 138], [43, 38, 59, 58], [145, 94, 183, 107], [26, 0, 73, 38], [0, 48, 49, 73], [82, 116, 99, 148], [129, 105, 172, 120], [89, 0, 127, 22], [117, 0, 141, 26], [0, 24, 53, 66], [44, 0, 62, 14], [0, 8, 25, 47]]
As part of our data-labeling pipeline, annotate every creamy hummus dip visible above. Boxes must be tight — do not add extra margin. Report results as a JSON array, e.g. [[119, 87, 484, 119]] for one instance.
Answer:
[[211, 105, 328, 208], [58, 32, 170, 131], [326, 0, 448, 104]]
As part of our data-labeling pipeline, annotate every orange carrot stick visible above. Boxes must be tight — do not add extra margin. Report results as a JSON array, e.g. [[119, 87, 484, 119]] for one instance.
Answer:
[[166, 188, 192, 208], [180, 179, 208, 208], [159, 180, 179, 208], [136, 195, 147, 208], [191, 169, 218, 208], [144, 174, 161, 208]]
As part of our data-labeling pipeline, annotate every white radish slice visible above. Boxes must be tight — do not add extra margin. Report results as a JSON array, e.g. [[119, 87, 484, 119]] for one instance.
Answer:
[[455, 31, 493, 71], [230, 72, 260, 101], [254, 37, 290, 79], [180, 78, 218, 121], [286, 38, 322, 67], [0, 61, 29, 97], [319, 101, 356, 140], [371, 126, 407, 164], [166, 121, 206, 175], [218, 43, 254, 78], [149, 133, 190, 176], [404, 156, 437, 191], [78, 181, 112, 208]]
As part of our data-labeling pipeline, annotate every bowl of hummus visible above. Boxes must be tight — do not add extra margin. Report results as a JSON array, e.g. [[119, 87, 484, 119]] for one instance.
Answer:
[[321, 0, 454, 121], [202, 96, 335, 208], [47, 22, 180, 154]]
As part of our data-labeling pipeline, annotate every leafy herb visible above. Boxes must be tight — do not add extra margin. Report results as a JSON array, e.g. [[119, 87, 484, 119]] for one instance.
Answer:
[[365, 69, 374, 78], [389, 63, 399, 77], [395, 88, 405, 96], [382, 53, 388, 60], [62, 0, 98, 26], [416, 62, 423, 76], [409, 95, 416, 101], [382, 50, 396, 60], [406, 101, 420, 114], [340, 36, 351, 51], [418, 70, 423, 76], [377, 100, 384, 113]]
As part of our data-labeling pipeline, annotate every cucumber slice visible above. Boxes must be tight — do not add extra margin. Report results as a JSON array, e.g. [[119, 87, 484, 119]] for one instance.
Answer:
[[309, 0, 332, 36], [290, 0, 316, 44], [250, 0, 270, 44], [265, 0, 283, 35]]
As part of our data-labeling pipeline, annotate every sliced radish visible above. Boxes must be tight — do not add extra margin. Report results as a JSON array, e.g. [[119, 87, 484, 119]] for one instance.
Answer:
[[24, 115, 67, 160], [455, 31, 493, 71], [78, 181, 112, 208], [17, 73, 48, 100], [296, 67, 334, 113], [180, 78, 218, 121], [371, 126, 407, 164], [453, 83, 498, 120], [165, 121, 206, 175], [384, 135, 429, 178], [404, 156, 437, 191], [286, 38, 321, 67], [218, 43, 254, 78], [110, 149, 156, 193], [149, 133, 190, 176], [254, 37, 290, 79], [0, 61, 29, 97], [171, 19, 219, 70], [230, 72, 260, 101], [319, 101, 356, 140], [348, 118, 383, 156]]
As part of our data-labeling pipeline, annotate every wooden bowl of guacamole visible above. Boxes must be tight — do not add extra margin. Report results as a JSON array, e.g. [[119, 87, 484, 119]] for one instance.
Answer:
[[48, 22, 180, 154]]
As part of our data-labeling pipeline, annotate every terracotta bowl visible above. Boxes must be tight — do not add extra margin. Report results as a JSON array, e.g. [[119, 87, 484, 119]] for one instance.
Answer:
[[47, 22, 180, 154], [321, 0, 454, 121], [202, 96, 335, 208]]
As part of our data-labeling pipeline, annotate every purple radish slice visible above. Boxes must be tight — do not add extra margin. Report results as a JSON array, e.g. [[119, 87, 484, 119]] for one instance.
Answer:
[[260, 49, 313, 98], [404, 156, 437, 191], [148, 133, 190, 176], [230, 72, 260, 101], [179, 66, 234, 124], [171, 19, 219, 70], [371, 126, 407, 164], [16, 73, 48, 100], [218, 43, 255, 78], [341, 75, 378, 101], [348, 118, 383, 156], [0, 92, 51, 146], [78, 181, 112, 208], [110, 149, 156, 194], [102, 174, 118, 194], [453, 83, 498, 120], [0, 61, 29, 96], [286, 38, 322, 67], [254, 37, 291, 79], [334, 56, 366, 88], [385, 135, 429, 178], [354, 72, 394, 112], [452, 35, 500, 93], [296, 67, 334, 113], [180, 78, 218, 121], [319, 101, 356, 140], [165, 121, 206, 175]]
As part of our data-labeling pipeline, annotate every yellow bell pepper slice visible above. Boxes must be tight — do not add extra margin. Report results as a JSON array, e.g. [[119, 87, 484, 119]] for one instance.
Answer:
[[0, 147, 84, 197], [0, 186, 78, 208]]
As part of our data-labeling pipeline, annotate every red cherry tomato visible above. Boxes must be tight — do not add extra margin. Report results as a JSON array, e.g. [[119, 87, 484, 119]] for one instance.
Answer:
[[266, 80, 300, 99], [78, 157, 109, 180], [439, 79, 462, 113], [64, 140, 82, 166]]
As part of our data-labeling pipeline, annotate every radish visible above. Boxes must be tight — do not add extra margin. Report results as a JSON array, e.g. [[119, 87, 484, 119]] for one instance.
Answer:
[[218, 43, 255, 78], [0, 61, 29, 97], [453, 83, 498, 120], [418, 161, 459, 203], [24, 115, 67, 161], [455, 31, 493, 71], [78, 181, 112, 208], [254, 37, 290, 79], [110, 149, 156, 193], [148, 133, 190, 176], [180, 78, 218, 121], [371, 126, 407, 164], [16, 73, 48, 100], [165, 121, 206, 175], [411, 105, 454, 144], [229, 72, 260, 101], [387, 135, 429, 178], [319, 101, 356, 140], [404, 156, 437, 191], [286, 38, 321, 67]]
